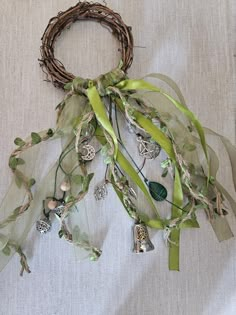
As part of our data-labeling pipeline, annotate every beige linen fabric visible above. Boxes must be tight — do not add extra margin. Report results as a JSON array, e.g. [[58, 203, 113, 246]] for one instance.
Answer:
[[0, 1, 235, 314]]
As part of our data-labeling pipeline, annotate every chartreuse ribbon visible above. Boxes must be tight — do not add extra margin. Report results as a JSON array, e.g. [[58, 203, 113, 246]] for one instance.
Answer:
[[117, 79, 209, 165], [87, 82, 118, 158], [91, 79, 200, 269], [169, 167, 183, 271]]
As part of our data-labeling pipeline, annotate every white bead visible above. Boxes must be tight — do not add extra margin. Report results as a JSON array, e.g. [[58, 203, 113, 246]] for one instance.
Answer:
[[47, 200, 58, 210], [60, 181, 71, 192]]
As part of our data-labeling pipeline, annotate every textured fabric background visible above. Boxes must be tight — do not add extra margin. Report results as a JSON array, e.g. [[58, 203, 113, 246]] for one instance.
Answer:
[[0, 1, 235, 314]]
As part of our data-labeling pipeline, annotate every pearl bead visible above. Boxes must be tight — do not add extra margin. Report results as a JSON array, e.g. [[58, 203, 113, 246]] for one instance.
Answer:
[[47, 200, 58, 210], [60, 181, 71, 192]]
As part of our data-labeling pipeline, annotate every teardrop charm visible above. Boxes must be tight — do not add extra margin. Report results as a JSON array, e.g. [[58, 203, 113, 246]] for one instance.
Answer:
[[148, 181, 167, 201]]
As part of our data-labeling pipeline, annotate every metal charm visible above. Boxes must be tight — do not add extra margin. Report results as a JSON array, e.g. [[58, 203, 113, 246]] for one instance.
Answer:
[[52, 203, 65, 218], [80, 144, 96, 161], [137, 136, 161, 159], [36, 217, 51, 234], [94, 183, 108, 201], [81, 123, 95, 138], [133, 223, 154, 253]]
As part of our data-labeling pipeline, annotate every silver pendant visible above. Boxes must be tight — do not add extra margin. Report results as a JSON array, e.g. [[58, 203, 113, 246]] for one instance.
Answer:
[[81, 123, 95, 138], [52, 204, 65, 218], [94, 182, 108, 201], [36, 217, 51, 234], [133, 223, 154, 253], [137, 136, 161, 159], [80, 144, 96, 161]]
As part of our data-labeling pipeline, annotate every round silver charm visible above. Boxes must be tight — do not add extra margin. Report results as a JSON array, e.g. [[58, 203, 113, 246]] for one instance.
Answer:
[[137, 136, 161, 159], [94, 183, 108, 201], [36, 217, 51, 234], [80, 144, 96, 161], [52, 204, 65, 218], [81, 123, 95, 138]]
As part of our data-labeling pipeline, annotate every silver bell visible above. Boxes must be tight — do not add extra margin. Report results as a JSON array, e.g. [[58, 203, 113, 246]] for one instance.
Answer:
[[36, 217, 51, 234], [133, 223, 154, 253]]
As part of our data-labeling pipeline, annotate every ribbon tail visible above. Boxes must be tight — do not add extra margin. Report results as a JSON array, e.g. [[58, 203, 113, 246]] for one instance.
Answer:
[[87, 85, 118, 158], [204, 127, 236, 192], [169, 167, 183, 271]]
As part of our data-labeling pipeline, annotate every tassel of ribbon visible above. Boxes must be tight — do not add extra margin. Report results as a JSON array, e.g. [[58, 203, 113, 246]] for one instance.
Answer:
[[0, 65, 235, 274]]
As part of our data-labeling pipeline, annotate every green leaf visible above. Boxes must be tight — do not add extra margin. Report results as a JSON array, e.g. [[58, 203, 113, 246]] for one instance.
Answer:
[[148, 181, 168, 201], [9, 156, 18, 169], [72, 175, 83, 185], [15, 175, 23, 188], [47, 129, 54, 137], [2, 245, 11, 256], [31, 132, 42, 144], [83, 173, 94, 192], [161, 168, 168, 178], [64, 82, 73, 90], [183, 143, 196, 151], [104, 156, 113, 164], [16, 158, 25, 165], [65, 195, 76, 203], [58, 230, 64, 238], [14, 137, 25, 147], [28, 178, 36, 188]]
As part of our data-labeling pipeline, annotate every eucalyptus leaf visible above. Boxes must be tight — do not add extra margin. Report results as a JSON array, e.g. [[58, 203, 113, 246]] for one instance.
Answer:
[[31, 132, 42, 144]]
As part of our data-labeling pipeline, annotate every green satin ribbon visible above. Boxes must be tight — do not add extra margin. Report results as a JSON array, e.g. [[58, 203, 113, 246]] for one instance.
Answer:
[[116, 150, 160, 218], [132, 111, 175, 160], [95, 126, 160, 218], [87, 83, 118, 158], [117, 79, 209, 165], [168, 167, 183, 271]]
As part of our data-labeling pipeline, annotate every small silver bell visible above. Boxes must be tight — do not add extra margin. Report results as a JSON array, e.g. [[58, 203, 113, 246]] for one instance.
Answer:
[[133, 223, 154, 253], [36, 217, 51, 234], [52, 204, 65, 219]]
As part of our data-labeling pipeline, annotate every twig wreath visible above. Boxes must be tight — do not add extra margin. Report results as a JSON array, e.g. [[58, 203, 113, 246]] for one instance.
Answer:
[[0, 1, 236, 276]]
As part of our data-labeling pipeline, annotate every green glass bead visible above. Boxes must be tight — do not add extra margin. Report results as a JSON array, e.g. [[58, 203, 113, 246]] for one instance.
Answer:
[[148, 181, 168, 202]]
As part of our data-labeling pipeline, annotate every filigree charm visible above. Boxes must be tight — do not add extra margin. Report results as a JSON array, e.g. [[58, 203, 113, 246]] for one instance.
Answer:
[[137, 136, 161, 159], [133, 223, 154, 253], [80, 144, 96, 161], [52, 204, 65, 218], [36, 217, 51, 234], [94, 183, 108, 201]]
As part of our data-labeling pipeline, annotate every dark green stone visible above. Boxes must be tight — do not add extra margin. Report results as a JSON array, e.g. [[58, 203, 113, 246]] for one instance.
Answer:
[[148, 181, 168, 202]]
